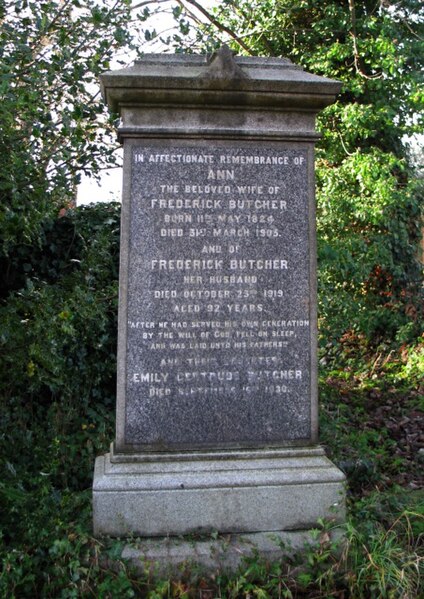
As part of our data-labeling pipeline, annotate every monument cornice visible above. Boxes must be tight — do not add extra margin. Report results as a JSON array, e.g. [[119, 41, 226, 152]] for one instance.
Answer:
[[101, 51, 342, 114]]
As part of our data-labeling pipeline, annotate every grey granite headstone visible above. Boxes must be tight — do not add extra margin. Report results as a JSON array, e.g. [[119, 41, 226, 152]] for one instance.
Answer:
[[93, 49, 345, 564], [126, 145, 310, 449]]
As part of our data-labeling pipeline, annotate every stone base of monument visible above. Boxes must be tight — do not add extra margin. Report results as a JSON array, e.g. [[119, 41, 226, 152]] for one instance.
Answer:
[[93, 445, 345, 567], [114, 528, 345, 577]]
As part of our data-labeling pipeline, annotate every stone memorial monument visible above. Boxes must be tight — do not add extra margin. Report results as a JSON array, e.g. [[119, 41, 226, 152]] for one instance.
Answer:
[[93, 47, 345, 568]]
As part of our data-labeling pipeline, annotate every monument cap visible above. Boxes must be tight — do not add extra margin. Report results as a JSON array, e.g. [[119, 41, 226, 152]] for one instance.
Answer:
[[101, 46, 342, 113]]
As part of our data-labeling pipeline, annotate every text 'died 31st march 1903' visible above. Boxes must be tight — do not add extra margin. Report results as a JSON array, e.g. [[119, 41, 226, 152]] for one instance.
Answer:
[[124, 145, 313, 448]]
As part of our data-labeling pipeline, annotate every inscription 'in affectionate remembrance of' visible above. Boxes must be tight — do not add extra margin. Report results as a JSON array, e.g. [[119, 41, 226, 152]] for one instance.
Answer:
[[125, 146, 311, 449]]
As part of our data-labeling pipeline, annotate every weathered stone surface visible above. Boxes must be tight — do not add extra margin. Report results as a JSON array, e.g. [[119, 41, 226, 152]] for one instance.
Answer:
[[100, 51, 341, 113], [93, 447, 345, 537], [123, 145, 313, 451], [116, 528, 345, 577], [93, 50, 345, 546]]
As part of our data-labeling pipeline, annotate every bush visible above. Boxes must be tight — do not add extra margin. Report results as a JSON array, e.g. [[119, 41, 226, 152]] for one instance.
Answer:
[[0, 203, 422, 597], [0, 203, 120, 550]]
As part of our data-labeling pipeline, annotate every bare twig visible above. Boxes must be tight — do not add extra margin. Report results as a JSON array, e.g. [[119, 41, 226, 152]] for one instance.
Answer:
[[224, 0, 275, 56], [401, 17, 423, 40], [130, 0, 170, 11], [180, 0, 255, 55], [338, 130, 354, 157], [348, 0, 383, 79]]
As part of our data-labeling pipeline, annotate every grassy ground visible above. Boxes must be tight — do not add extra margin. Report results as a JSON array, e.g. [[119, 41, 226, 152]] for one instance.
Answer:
[[1, 338, 423, 597]]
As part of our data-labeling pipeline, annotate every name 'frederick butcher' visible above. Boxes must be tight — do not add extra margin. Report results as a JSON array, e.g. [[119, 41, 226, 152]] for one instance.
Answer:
[[150, 259, 288, 270]]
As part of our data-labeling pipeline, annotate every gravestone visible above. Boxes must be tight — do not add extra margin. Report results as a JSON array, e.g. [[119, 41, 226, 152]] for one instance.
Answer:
[[93, 48, 345, 567]]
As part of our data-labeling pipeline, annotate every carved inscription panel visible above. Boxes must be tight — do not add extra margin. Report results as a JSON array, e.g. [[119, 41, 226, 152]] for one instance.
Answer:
[[124, 145, 312, 449]]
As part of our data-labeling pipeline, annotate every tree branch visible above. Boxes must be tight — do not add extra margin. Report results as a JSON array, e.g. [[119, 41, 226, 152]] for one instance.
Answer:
[[348, 0, 382, 79], [225, 0, 275, 56], [180, 0, 255, 55], [130, 0, 170, 10]]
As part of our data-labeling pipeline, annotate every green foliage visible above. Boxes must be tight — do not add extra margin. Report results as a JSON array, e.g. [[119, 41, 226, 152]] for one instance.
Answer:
[[320, 338, 423, 495], [169, 0, 423, 353], [0, 0, 134, 254], [1, 2, 423, 596], [340, 507, 423, 598], [0, 203, 120, 552], [0, 204, 421, 599]]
